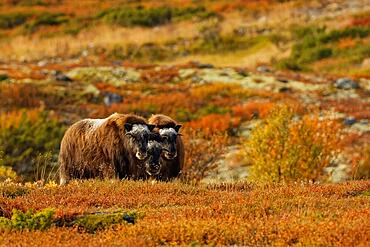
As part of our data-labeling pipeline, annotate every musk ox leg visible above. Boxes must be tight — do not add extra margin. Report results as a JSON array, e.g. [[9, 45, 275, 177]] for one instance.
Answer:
[[59, 164, 70, 185], [100, 162, 118, 180], [60, 176, 67, 185]]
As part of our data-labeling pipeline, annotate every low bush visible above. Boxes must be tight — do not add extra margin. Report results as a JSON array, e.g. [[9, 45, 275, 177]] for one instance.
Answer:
[[24, 12, 68, 33], [181, 128, 230, 182], [0, 151, 17, 182], [278, 25, 370, 70], [0, 83, 41, 109], [0, 110, 65, 181], [70, 212, 138, 233], [352, 145, 370, 180], [244, 105, 342, 182], [0, 12, 30, 29], [97, 6, 212, 27], [0, 208, 138, 232], [0, 182, 30, 198], [232, 101, 275, 121], [0, 208, 54, 230], [186, 114, 240, 136]]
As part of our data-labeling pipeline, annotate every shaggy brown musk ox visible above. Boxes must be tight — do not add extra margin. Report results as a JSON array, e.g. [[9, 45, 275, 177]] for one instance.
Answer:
[[148, 114, 185, 180], [59, 113, 155, 184]]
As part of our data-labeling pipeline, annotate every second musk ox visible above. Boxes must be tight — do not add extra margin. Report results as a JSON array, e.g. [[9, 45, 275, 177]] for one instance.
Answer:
[[58, 113, 156, 184], [148, 114, 185, 180]]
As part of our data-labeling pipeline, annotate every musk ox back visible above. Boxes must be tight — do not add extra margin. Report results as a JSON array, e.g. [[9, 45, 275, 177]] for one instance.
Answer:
[[59, 113, 155, 184], [148, 114, 185, 180]]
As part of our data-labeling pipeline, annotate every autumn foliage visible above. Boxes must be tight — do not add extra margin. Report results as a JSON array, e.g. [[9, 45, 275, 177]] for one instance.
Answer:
[[0, 180, 369, 246], [245, 105, 343, 182]]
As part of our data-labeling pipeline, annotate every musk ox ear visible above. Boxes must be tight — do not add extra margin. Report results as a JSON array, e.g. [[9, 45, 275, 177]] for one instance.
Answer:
[[147, 124, 156, 131], [124, 123, 133, 132], [174, 125, 182, 133]]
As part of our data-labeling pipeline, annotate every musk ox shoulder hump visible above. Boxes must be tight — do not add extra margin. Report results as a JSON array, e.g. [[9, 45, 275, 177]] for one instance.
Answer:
[[106, 113, 147, 128], [148, 114, 178, 129]]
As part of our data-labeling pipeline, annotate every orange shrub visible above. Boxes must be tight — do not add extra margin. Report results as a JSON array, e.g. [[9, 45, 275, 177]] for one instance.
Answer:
[[232, 101, 275, 121], [338, 37, 356, 49], [0, 108, 41, 129], [0, 83, 41, 109], [186, 114, 240, 136], [181, 128, 230, 182]]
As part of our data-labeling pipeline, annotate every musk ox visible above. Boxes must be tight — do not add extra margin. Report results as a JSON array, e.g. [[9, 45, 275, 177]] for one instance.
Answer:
[[143, 140, 163, 177], [59, 113, 155, 184], [148, 114, 185, 180]]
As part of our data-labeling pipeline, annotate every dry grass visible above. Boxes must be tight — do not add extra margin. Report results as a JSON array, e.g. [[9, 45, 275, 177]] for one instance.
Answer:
[[0, 21, 200, 61], [0, 180, 369, 246]]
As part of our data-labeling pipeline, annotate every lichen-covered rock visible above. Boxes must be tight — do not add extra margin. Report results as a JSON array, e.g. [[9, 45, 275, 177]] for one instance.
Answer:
[[66, 67, 140, 86], [103, 92, 123, 106], [334, 78, 359, 90]]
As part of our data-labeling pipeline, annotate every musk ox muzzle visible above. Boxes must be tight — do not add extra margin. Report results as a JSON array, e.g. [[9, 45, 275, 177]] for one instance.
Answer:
[[145, 162, 161, 176], [136, 150, 148, 160], [164, 150, 177, 160]]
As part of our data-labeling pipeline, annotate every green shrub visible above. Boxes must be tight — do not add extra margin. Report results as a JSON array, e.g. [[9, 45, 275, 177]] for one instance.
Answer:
[[195, 105, 229, 118], [17, 0, 48, 6], [278, 25, 370, 70], [0, 209, 137, 232], [0, 12, 30, 29], [244, 105, 342, 182], [0, 151, 17, 182], [25, 12, 68, 33], [0, 111, 65, 181], [72, 212, 138, 233], [0, 183, 29, 198], [97, 6, 214, 27], [98, 6, 172, 27], [0, 74, 8, 81], [0, 208, 55, 230]]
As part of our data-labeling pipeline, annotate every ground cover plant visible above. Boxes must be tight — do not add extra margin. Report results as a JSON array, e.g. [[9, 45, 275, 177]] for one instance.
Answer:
[[0, 180, 369, 246]]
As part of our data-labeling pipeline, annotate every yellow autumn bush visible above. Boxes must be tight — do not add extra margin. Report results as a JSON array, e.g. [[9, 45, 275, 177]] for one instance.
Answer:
[[245, 105, 342, 182]]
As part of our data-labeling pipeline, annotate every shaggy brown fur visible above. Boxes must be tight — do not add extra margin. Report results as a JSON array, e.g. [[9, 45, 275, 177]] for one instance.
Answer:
[[59, 113, 153, 184], [148, 114, 185, 180]]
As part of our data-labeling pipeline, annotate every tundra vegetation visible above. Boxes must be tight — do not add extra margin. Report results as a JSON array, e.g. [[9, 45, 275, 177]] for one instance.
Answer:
[[0, 0, 369, 246]]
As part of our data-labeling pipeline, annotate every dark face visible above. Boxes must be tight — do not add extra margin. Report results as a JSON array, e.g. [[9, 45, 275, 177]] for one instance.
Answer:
[[159, 125, 181, 160], [145, 140, 163, 176], [125, 123, 155, 160]]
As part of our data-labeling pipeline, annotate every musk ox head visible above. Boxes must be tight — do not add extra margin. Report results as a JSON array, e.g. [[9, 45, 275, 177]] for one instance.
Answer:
[[158, 125, 181, 160], [144, 140, 163, 176], [124, 123, 155, 160]]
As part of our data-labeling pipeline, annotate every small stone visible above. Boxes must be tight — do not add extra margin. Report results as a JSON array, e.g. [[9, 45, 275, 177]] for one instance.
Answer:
[[334, 78, 359, 90], [279, 87, 292, 93], [277, 77, 289, 83], [343, 117, 356, 126], [52, 70, 73, 82], [191, 61, 214, 69], [236, 68, 248, 77], [103, 92, 123, 106], [256, 65, 271, 73], [37, 60, 48, 67]]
